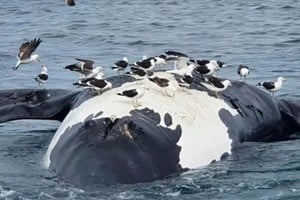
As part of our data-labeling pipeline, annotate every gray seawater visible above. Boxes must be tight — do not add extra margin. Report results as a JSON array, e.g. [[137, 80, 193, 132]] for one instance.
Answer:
[[0, 0, 300, 199]]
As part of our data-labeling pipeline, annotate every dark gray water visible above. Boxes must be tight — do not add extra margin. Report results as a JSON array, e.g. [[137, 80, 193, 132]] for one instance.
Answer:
[[0, 0, 300, 199]]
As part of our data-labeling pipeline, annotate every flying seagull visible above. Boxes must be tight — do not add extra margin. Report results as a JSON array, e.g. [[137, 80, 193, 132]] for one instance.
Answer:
[[165, 50, 190, 70], [14, 38, 42, 70], [64, 58, 104, 80]]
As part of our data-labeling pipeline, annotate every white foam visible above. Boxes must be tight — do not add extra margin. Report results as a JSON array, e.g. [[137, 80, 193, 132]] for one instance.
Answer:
[[44, 72, 237, 169], [0, 186, 15, 198]]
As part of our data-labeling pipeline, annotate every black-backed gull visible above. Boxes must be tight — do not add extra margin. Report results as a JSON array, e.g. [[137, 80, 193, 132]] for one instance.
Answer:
[[178, 74, 194, 88], [237, 65, 250, 81], [148, 76, 176, 97], [73, 73, 111, 94], [165, 50, 189, 58], [117, 88, 147, 108], [258, 77, 286, 96], [14, 38, 42, 70], [111, 57, 129, 74], [165, 50, 190, 70], [201, 76, 232, 97], [64, 58, 103, 80], [34, 65, 48, 87], [134, 58, 156, 72]]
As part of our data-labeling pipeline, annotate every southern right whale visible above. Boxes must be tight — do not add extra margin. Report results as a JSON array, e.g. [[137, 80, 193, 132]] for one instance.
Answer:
[[0, 72, 299, 186]]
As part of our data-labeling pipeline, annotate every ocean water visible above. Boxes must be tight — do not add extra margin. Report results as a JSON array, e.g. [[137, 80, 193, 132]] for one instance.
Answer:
[[0, 0, 300, 199]]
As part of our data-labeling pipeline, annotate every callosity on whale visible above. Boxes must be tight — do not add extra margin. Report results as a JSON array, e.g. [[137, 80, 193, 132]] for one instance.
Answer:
[[0, 72, 299, 186]]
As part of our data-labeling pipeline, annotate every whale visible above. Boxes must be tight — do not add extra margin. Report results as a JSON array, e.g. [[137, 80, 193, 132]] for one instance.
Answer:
[[0, 71, 299, 186]]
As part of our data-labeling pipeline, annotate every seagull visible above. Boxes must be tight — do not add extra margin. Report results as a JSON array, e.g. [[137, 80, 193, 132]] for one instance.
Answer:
[[111, 57, 129, 74], [134, 57, 156, 72], [148, 76, 176, 97], [237, 65, 250, 81], [34, 65, 48, 87], [126, 66, 154, 83], [167, 62, 195, 76], [66, 0, 75, 6], [117, 88, 147, 108], [178, 74, 194, 90], [165, 50, 189, 58], [200, 76, 232, 97], [165, 50, 190, 70], [14, 38, 42, 70], [193, 64, 216, 76], [191, 59, 224, 76], [191, 59, 224, 69], [258, 77, 286, 96], [73, 73, 112, 94], [86, 79, 112, 94], [127, 66, 147, 78], [64, 58, 104, 80], [154, 55, 167, 68]]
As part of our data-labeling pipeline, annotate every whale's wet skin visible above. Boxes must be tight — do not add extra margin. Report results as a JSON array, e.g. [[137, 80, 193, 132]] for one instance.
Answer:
[[1, 0, 300, 199], [1, 72, 299, 188]]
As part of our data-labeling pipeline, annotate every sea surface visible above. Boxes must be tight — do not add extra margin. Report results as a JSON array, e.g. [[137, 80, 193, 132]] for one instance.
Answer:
[[0, 0, 300, 199]]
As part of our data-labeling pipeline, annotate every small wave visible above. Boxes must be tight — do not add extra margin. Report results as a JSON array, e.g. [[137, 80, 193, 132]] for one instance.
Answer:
[[149, 22, 162, 27], [271, 70, 296, 73], [0, 186, 15, 199], [284, 38, 300, 44], [173, 184, 200, 195], [67, 23, 88, 30], [115, 191, 145, 199], [127, 40, 166, 46], [254, 5, 269, 10], [41, 33, 68, 39], [281, 5, 295, 9]]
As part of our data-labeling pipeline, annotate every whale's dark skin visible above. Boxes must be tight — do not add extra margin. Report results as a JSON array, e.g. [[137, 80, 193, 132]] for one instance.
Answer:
[[0, 75, 299, 187]]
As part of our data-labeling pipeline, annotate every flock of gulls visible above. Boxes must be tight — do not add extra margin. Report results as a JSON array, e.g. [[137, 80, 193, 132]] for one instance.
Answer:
[[13, 37, 287, 107]]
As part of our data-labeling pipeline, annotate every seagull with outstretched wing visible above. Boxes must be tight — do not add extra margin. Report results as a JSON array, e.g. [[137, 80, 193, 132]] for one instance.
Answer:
[[14, 38, 42, 70]]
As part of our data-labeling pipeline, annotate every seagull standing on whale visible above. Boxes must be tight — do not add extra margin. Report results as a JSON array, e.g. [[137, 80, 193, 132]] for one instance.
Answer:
[[192, 59, 224, 76], [148, 76, 176, 97], [133, 57, 156, 72], [14, 38, 42, 70], [117, 88, 147, 108], [73, 73, 112, 94], [258, 77, 286, 96], [126, 66, 154, 84], [111, 57, 129, 74], [178, 74, 194, 92], [200, 76, 232, 97]]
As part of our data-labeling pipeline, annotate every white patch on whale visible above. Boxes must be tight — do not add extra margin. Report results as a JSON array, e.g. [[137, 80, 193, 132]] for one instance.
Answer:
[[44, 72, 238, 169]]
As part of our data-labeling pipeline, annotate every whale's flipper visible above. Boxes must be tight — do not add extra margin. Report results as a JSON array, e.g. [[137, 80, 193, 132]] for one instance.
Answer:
[[0, 89, 80, 123]]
